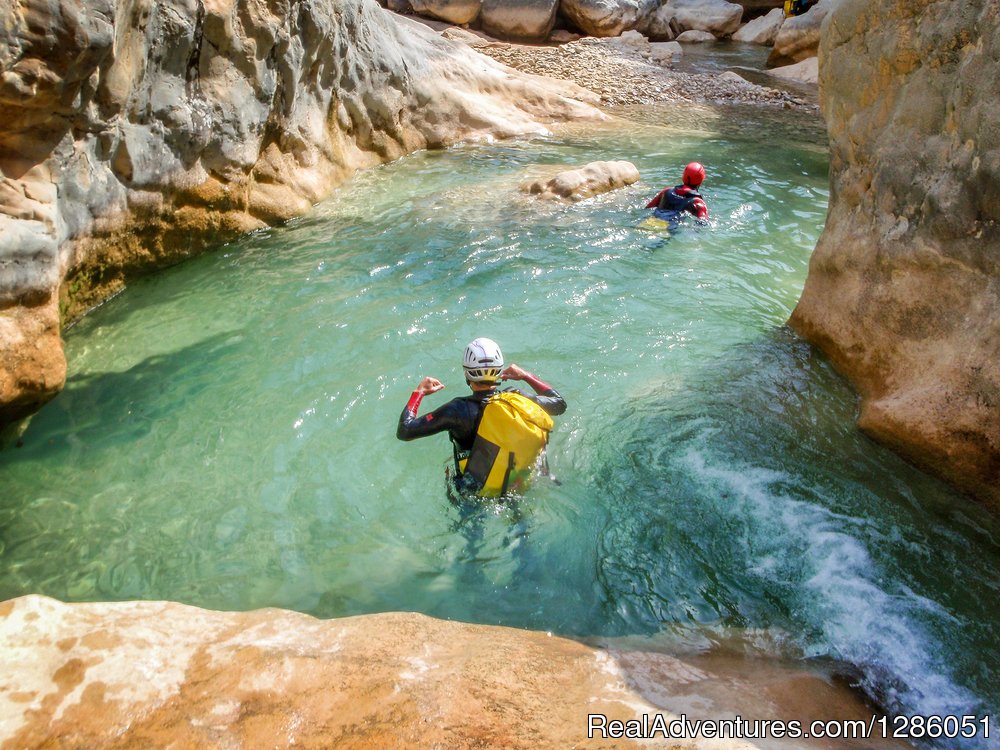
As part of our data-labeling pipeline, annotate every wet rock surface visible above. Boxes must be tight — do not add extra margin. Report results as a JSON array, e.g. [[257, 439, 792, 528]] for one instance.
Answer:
[[0, 0, 603, 428], [789, 0, 1000, 509], [521, 160, 641, 200]]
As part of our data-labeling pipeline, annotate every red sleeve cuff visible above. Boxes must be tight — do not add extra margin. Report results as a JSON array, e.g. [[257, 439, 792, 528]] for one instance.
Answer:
[[405, 390, 423, 416], [523, 373, 552, 393]]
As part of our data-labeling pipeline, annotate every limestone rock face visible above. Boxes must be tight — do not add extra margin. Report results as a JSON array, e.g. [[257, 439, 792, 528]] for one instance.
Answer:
[[0, 0, 603, 429], [521, 160, 641, 200], [677, 29, 717, 42], [480, 0, 559, 41], [665, 0, 744, 37], [651, 41, 683, 64], [640, 7, 682, 41], [767, 56, 817, 84], [732, 7, 785, 44], [789, 0, 1000, 509], [766, 0, 839, 66], [0, 595, 736, 750], [559, 0, 658, 38], [409, 0, 482, 24], [641, 0, 743, 40]]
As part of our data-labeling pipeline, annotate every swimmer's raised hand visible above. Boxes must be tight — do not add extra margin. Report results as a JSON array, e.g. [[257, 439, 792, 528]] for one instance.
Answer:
[[415, 376, 445, 395], [500, 364, 529, 381]]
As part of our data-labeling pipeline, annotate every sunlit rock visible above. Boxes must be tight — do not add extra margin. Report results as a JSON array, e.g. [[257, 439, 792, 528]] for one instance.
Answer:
[[0, 594, 914, 749], [480, 0, 560, 41], [0, 595, 708, 749], [789, 0, 1000, 510], [732, 7, 785, 45], [766, 0, 840, 67], [410, 0, 481, 24], [559, 0, 658, 38], [0, 0, 604, 429], [676, 30, 716, 43], [767, 56, 817, 84], [651, 41, 683, 65], [640, 0, 742, 40], [521, 160, 641, 201], [667, 0, 744, 37]]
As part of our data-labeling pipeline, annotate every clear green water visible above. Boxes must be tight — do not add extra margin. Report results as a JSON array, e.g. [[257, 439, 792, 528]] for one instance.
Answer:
[[1, 104, 998, 746]]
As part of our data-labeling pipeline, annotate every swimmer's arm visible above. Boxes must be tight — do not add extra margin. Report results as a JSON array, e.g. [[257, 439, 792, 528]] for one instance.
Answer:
[[396, 378, 454, 440], [645, 189, 668, 209], [501, 365, 567, 416]]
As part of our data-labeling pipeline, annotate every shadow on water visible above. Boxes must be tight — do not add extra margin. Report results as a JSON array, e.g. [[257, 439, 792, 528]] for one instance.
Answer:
[[2, 333, 245, 463]]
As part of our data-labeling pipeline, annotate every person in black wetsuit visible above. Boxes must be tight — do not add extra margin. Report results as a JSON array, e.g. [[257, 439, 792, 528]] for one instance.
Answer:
[[645, 161, 709, 221], [396, 337, 566, 492]]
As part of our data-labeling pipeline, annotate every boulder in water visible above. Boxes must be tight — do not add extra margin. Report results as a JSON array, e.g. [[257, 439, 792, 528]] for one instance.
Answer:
[[480, 0, 559, 41], [651, 41, 683, 64], [521, 160, 641, 201], [559, 0, 658, 38], [789, 0, 1000, 509], [676, 29, 717, 42], [410, 0, 481, 24], [767, 0, 841, 67], [665, 0, 744, 37], [732, 7, 785, 45], [768, 56, 818, 84]]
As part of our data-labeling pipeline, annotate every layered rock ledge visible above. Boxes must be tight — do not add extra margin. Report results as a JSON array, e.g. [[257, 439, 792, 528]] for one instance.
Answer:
[[1, 596, 907, 749], [0, 0, 603, 430], [0, 595, 748, 750], [789, 0, 1000, 508]]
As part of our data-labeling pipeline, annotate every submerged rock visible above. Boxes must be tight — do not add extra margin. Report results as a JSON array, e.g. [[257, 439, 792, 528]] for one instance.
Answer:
[[521, 160, 641, 201], [0, 0, 603, 429], [790, 0, 1000, 509]]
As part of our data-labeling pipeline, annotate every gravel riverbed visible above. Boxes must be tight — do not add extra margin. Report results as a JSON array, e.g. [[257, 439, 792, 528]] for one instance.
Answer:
[[477, 37, 815, 109]]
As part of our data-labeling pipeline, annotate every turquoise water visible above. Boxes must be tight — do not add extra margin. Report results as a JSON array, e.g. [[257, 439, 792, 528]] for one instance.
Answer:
[[1, 104, 998, 746]]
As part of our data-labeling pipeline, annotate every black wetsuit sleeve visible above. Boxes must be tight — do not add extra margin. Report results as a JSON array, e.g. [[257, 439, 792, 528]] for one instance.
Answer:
[[397, 398, 470, 441], [523, 388, 567, 417]]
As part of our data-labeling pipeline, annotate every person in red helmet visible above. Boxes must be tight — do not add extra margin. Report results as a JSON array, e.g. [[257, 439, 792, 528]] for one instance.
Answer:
[[645, 162, 709, 221]]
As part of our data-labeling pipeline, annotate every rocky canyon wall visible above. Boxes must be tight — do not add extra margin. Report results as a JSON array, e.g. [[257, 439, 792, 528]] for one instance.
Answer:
[[0, 0, 601, 429], [789, 0, 1000, 508]]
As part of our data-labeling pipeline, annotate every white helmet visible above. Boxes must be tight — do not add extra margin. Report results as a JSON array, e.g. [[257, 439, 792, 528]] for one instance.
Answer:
[[463, 337, 504, 383]]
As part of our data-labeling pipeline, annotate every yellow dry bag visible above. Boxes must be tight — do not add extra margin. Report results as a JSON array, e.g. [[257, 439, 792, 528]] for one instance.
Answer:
[[460, 392, 554, 497]]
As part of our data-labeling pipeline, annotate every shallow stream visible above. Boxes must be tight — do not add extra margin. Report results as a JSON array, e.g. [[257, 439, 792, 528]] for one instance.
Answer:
[[1, 103, 997, 747]]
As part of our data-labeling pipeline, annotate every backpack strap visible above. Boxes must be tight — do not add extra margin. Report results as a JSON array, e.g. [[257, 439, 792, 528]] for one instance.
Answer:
[[499, 451, 516, 497]]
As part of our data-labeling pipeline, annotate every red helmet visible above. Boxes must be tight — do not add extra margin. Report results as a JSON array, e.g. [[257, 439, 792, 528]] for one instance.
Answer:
[[682, 162, 706, 187]]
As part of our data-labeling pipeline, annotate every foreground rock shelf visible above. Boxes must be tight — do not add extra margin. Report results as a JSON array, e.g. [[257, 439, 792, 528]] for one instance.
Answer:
[[1, 596, 909, 749], [0, 596, 748, 749]]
